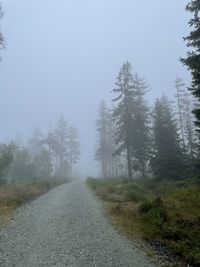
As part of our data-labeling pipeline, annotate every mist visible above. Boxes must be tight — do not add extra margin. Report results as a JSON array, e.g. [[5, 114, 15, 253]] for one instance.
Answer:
[[1, 1, 200, 266], [0, 0, 191, 177]]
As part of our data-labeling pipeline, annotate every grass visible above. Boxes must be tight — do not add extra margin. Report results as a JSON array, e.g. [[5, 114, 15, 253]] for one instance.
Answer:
[[87, 176, 200, 267], [0, 177, 68, 227]]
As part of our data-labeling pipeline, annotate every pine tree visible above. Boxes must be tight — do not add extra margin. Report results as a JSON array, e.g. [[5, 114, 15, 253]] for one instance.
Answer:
[[112, 62, 150, 179], [53, 114, 69, 177], [42, 129, 56, 175], [95, 101, 113, 178], [28, 127, 44, 157], [130, 74, 150, 178], [67, 126, 80, 177], [0, 143, 14, 180], [11, 147, 34, 181], [175, 77, 198, 162], [112, 62, 136, 179], [32, 149, 53, 179], [182, 93, 198, 162], [175, 77, 186, 151], [181, 0, 200, 136], [151, 96, 185, 180], [107, 108, 119, 177]]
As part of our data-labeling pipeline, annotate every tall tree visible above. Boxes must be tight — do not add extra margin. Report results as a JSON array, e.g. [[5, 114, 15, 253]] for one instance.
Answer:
[[53, 115, 69, 177], [151, 96, 183, 179], [42, 129, 58, 175], [175, 77, 197, 161], [112, 62, 150, 179], [11, 147, 34, 181], [175, 77, 186, 151], [130, 74, 150, 178], [28, 127, 44, 157], [112, 62, 136, 179], [181, 0, 200, 136], [151, 96, 185, 180], [0, 143, 14, 181], [95, 101, 113, 178], [67, 126, 80, 177], [32, 149, 53, 179], [182, 93, 198, 162]]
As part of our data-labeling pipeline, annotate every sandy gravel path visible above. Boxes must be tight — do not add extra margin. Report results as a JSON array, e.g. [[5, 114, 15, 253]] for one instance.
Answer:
[[0, 180, 157, 267]]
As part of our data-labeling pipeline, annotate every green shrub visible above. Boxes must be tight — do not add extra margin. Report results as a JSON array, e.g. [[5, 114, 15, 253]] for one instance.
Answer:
[[124, 188, 142, 202], [138, 198, 168, 239], [139, 200, 152, 213]]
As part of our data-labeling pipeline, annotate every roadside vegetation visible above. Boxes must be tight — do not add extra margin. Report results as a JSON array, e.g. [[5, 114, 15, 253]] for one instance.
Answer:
[[0, 116, 80, 227], [0, 178, 67, 227], [91, 2, 200, 266], [87, 177, 200, 266]]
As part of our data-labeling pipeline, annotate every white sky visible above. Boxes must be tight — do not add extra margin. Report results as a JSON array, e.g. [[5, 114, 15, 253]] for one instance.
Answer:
[[0, 0, 191, 176]]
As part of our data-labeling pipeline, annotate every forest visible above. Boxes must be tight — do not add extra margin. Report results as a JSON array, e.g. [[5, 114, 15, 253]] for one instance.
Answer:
[[0, 0, 200, 266], [0, 113, 80, 226], [88, 1, 200, 266]]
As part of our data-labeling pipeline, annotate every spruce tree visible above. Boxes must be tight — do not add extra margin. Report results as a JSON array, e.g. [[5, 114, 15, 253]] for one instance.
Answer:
[[175, 77, 198, 162], [112, 62, 150, 179], [28, 127, 44, 157], [0, 143, 14, 180], [95, 101, 113, 178], [182, 93, 198, 162], [175, 77, 186, 151], [53, 114, 69, 177], [130, 74, 150, 178], [181, 0, 200, 136], [67, 126, 80, 177], [151, 96, 185, 180], [112, 62, 135, 179]]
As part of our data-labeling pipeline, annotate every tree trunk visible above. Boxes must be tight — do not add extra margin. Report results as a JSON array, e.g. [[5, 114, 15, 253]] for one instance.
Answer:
[[127, 146, 132, 179]]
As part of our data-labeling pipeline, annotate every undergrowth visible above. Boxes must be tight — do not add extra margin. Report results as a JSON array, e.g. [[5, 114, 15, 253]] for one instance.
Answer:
[[0, 177, 69, 227], [87, 176, 200, 266]]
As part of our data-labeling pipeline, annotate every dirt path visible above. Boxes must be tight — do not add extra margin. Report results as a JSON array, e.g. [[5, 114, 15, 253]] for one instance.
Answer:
[[0, 180, 157, 267]]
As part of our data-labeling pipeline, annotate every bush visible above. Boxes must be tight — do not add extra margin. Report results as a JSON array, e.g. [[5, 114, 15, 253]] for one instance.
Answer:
[[123, 183, 147, 202], [138, 198, 168, 238]]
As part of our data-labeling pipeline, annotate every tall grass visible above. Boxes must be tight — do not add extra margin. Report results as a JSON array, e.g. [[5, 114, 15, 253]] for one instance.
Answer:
[[0, 177, 69, 227]]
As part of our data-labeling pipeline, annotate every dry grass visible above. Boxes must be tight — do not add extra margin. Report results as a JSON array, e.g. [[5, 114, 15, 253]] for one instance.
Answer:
[[0, 179, 66, 228], [87, 177, 200, 266], [105, 202, 141, 237]]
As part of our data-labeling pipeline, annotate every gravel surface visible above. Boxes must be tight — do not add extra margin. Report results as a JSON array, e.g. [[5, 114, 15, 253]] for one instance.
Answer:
[[0, 180, 157, 267]]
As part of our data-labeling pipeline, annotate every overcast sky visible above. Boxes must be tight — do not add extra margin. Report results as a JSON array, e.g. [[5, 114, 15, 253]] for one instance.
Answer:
[[0, 0, 191, 176]]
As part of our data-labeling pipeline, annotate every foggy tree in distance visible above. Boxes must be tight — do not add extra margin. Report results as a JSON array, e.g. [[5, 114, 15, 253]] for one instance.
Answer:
[[0, 143, 14, 181], [150, 96, 185, 180], [175, 77, 198, 163], [67, 126, 81, 177], [94, 101, 115, 178], [112, 62, 136, 179], [53, 114, 70, 177], [175, 77, 186, 152], [130, 74, 150, 178], [28, 127, 44, 158], [112, 62, 150, 179]]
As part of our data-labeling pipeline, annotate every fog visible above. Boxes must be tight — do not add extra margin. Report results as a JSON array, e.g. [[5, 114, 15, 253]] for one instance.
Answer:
[[0, 0, 191, 176]]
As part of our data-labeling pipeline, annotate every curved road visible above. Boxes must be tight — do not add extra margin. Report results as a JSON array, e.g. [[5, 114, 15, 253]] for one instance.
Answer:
[[0, 181, 157, 267]]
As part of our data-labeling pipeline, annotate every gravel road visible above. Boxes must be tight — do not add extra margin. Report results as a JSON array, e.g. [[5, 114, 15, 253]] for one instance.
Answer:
[[0, 180, 157, 267]]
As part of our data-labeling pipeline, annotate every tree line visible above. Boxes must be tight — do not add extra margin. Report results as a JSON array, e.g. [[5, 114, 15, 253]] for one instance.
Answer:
[[0, 6, 80, 182], [0, 115, 80, 183], [95, 0, 200, 180], [94, 62, 198, 180]]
